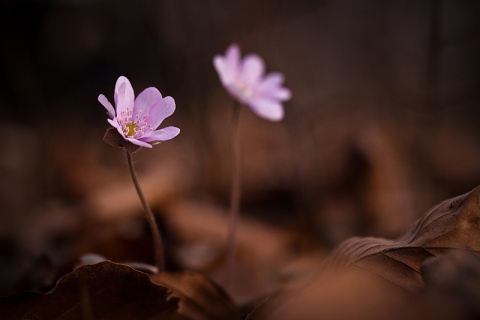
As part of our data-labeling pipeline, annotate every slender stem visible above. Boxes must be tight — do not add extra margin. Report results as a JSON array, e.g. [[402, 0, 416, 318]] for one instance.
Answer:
[[126, 150, 165, 271], [224, 101, 242, 284]]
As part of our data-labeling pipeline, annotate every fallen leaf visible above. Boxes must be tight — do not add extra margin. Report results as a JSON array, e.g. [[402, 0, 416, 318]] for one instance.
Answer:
[[152, 271, 238, 320], [260, 186, 480, 319], [0, 261, 181, 320], [322, 186, 480, 294]]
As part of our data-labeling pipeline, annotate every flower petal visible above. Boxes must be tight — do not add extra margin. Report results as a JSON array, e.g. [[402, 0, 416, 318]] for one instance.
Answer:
[[126, 137, 153, 148], [114, 76, 135, 120], [98, 94, 115, 118], [144, 96, 176, 130], [225, 44, 240, 68], [139, 126, 180, 143], [213, 56, 230, 86], [264, 86, 292, 101], [249, 98, 284, 121], [133, 87, 163, 123], [107, 118, 119, 128], [214, 44, 240, 86], [258, 72, 283, 92], [258, 72, 291, 100], [241, 54, 265, 86], [108, 118, 127, 138]]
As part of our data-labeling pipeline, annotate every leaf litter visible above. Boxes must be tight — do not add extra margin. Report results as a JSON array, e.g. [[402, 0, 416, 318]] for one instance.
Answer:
[[2, 187, 480, 319], [0, 260, 239, 320], [259, 186, 480, 319]]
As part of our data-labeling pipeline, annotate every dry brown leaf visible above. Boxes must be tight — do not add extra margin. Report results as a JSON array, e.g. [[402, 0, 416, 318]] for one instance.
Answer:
[[322, 185, 480, 294], [152, 271, 238, 320], [0, 261, 181, 320], [0, 260, 239, 320], [260, 186, 480, 319]]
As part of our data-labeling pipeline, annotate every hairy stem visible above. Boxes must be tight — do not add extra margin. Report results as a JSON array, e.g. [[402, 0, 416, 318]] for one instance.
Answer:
[[126, 150, 165, 271], [224, 101, 242, 284]]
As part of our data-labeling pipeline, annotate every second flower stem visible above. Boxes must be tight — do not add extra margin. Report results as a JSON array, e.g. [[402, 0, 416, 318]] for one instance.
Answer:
[[126, 150, 165, 272], [224, 101, 242, 284]]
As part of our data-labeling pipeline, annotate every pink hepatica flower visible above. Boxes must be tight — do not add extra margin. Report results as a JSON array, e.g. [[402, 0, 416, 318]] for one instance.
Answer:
[[214, 44, 291, 121], [98, 76, 180, 149]]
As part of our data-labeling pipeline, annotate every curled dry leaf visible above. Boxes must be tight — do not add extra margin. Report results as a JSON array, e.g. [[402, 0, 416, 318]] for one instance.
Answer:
[[261, 186, 480, 319], [322, 185, 480, 294], [0, 261, 181, 320]]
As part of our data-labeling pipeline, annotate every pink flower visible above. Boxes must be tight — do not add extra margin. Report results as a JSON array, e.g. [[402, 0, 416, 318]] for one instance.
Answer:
[[98, 76, 180, 148], [214, 44, 292, 121]]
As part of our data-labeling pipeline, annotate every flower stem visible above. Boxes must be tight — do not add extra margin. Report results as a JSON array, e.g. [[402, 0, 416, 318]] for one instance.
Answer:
[[126, 150, 165, 272], [224, 101, 242, 285]]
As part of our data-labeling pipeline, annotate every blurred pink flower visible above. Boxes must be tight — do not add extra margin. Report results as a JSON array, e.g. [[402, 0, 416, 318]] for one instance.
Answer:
[[214, 44, 291, 121], [98, 76, 180, 148]]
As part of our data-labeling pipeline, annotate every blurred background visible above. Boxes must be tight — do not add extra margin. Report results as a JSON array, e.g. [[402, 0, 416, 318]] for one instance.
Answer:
[[1, 0, 480, 303]]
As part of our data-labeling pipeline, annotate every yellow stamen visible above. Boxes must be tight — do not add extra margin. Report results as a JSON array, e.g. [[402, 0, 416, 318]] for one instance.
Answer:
[[124, 122, 138, 137]]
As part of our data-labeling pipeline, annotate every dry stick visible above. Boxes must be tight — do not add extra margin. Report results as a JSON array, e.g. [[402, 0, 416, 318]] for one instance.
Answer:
[[126, 150, 165, 271], [224, 101, 242, 285]]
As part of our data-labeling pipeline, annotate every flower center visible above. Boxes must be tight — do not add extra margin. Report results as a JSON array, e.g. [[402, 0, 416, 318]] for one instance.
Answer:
[[118, 108, 154, 139], [241, 85, 255, 98], [124, 122, 138, 137], [233, 80, 257, 101]]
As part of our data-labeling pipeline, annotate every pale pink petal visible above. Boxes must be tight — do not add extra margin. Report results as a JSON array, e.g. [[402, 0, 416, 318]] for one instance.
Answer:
[[114, 76, 135, 119], [225, 44, 240, 61], [214, 44, 241, 86], [107, 118, 119, 128], [213, 56, 231, 86], [98, 94, 115, 118], [249, 98, 284, 121], [145, 96, 176, 130], [126, 137, 152, 148], [241, 54, 265, 85], [108, 118, 126, 138], [139, 126, 180, 143], [224, 44, 240, 74], [259, 72, 284, 89], [133, 87, 163, 122], [258, 72, 291, 101], [264, 86, 292, 101]]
